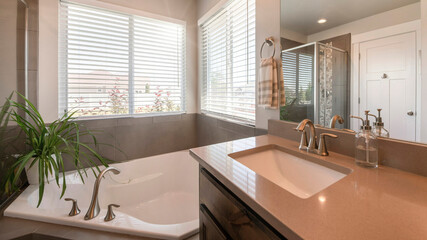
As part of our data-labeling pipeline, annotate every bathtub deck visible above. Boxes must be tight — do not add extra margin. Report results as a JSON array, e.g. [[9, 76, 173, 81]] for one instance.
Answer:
[[0, 216, 200, 240]]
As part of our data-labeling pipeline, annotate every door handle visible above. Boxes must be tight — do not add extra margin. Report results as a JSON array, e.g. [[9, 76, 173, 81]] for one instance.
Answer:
[[381, 73, 388, 79], [407, 111, 414, 116]]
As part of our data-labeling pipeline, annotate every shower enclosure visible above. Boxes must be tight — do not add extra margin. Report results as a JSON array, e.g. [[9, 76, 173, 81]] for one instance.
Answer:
[[280, 42, 349, 128]]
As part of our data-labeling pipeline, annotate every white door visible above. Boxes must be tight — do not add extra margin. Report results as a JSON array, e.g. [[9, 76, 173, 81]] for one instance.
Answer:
[[359, 32, 416, 141]]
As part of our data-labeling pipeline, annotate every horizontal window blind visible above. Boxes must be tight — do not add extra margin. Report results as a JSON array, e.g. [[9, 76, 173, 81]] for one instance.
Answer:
[[59, 1, 185, 118], [201, 0, 256, 125], [282, 51, 314, 105]]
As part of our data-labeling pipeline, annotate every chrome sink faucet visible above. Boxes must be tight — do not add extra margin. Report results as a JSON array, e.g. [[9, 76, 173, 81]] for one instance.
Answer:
[[329, 115, 344, 128], [84, 166, 121, 220], [296, 119, 317, 153], [296, 119, 338, 156]]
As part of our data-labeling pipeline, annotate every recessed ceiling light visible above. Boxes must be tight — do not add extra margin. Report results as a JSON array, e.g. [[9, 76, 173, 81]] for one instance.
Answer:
[[318, 18, 327, 24]]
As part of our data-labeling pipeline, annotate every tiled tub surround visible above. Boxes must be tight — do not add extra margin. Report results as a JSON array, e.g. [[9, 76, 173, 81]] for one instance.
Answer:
[[72, 114, 198, 169], [196, 114, 267, 146], [5, 151, 199, 240], [63, 113, 265, 171], [268, 119, 427, 177], [190, 135, 427, 239]]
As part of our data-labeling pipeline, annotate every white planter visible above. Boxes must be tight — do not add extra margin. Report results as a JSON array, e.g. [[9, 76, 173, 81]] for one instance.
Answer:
[[25, 156, 57, 185]]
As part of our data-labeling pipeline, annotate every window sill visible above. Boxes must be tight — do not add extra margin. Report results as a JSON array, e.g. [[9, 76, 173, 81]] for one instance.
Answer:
[[71, 111, 187, 122], [200, 112, 255, 128]]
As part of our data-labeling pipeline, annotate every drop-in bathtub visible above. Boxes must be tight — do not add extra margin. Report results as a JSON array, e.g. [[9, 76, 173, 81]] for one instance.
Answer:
[[5, 150, 199, 240]]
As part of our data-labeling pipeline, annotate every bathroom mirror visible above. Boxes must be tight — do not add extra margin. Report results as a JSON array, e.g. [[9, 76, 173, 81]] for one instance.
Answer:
[[280, 0, 425, 143]]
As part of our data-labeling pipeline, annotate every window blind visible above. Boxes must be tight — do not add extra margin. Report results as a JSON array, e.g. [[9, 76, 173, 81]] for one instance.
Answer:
[[282, 51, 314, 105], [59, 1, 185, 118], [200, 0, 256, 125]]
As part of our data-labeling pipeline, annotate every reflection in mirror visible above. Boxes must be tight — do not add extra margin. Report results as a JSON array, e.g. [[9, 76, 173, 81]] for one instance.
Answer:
[[280, 41, 349, 129], [280, 0, 424, 143]]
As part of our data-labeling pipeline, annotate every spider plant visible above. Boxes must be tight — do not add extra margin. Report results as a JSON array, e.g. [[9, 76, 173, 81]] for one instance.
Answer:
[[0, 93, 13, 160], [0, 93, 19, 201], [2, 92, 110, 207]]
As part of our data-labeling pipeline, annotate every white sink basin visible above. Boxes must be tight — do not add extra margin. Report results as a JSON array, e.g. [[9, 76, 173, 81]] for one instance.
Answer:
[[229, 145, 351, 199]]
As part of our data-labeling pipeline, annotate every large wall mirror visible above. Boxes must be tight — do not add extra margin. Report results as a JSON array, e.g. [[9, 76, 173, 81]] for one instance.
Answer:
[[280, 0, 424, 143]]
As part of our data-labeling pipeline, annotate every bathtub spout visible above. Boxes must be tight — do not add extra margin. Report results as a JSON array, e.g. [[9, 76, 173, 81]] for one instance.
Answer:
[[84, 166, 121, 220]]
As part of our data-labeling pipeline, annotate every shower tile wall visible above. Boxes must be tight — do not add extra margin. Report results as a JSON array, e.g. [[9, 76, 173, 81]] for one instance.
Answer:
[[17, 0, 38, 107], [0, 0, 38, 209]]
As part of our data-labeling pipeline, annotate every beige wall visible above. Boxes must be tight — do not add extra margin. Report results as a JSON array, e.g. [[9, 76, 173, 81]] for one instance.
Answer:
[[38, 0, 198, 122], [280, 27, 307, 43], [197, 0, 221, 19], [255, 0, 281, 129], [307, 2, 421, 42], [39, 0, 58, 122]]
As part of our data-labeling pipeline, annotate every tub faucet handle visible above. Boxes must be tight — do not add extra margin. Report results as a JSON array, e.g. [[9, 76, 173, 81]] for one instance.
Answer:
[[65, 198, 81, 216], [104, 204, 120, 222]]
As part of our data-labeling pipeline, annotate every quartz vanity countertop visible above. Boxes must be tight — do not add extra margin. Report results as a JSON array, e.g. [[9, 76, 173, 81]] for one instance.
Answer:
[[189, 135, 427, 240]]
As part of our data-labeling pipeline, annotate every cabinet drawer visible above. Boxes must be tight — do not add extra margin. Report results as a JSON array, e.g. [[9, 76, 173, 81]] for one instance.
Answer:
[[200, 204, 229, 240], [200, 168, 286, 240]]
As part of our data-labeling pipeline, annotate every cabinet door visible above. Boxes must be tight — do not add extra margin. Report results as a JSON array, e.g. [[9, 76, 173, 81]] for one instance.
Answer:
[[200, 204, 229, 240], [200, 168, 286, 240]]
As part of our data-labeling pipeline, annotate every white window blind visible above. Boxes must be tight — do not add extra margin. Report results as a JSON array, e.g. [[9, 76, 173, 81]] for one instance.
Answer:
[[59, 1, 185, 118], [200, 0, 256, 125], [282, 51, 314, 105]]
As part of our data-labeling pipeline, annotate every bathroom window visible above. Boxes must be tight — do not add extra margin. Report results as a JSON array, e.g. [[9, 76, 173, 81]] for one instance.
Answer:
[[59, 2, 185, 118], [200, 0, 256, 125]]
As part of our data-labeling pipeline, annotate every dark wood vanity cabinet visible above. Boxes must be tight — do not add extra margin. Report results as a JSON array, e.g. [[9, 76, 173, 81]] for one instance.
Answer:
[[199, 168, 286, 240]]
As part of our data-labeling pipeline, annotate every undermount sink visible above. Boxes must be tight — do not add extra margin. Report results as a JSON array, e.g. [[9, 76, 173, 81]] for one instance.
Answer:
[[228, 145, 352, 199]]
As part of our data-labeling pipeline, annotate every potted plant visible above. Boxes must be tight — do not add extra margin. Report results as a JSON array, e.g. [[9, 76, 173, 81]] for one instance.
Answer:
[[2, 92, 110, 207]]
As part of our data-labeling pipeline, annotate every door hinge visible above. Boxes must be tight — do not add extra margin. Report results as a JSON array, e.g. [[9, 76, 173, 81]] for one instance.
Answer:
[[358, 97, 360, 104]]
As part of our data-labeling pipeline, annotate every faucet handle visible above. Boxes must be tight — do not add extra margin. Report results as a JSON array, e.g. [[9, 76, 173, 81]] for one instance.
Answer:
[[318, 133, 338, 156], [65, 198, 81, 216], [104, 204, 120, 222]]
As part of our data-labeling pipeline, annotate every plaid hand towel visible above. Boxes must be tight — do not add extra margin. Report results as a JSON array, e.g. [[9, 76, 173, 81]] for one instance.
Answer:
[[258, 57, 285, 108]]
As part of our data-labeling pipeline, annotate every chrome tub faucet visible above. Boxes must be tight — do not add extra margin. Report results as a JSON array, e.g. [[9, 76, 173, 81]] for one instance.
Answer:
[[84, 166, 121, 220]]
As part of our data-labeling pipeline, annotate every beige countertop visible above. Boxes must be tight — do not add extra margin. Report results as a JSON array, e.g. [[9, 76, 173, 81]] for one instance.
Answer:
[[189, 135, 427, 240]]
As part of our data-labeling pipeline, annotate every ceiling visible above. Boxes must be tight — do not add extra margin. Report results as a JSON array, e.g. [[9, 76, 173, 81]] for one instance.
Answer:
[[281, 0, 420, 35]]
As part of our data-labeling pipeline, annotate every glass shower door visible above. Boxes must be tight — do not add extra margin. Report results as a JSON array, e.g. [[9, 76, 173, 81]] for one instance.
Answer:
[[317, 43, 348, 128]]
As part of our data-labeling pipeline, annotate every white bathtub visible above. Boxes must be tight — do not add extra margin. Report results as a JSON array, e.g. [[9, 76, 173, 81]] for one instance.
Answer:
[[5, 150, 199, 240]]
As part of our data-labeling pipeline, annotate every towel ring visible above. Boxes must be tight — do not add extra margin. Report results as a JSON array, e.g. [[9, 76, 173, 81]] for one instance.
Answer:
[[260, 37, 275, 58]]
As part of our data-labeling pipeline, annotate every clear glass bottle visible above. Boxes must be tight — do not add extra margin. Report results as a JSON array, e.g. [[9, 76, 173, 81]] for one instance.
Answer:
[[351, 111, 378, 168], [372, 109, 389, 138]]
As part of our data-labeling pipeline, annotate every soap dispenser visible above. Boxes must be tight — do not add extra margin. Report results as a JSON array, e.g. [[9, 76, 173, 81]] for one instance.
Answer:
[[350, 111, 378, 168], [372, 109, 389, 138]]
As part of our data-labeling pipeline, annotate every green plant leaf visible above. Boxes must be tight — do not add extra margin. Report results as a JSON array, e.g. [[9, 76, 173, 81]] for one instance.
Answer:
[[37, 157, 45, 207], [12, 151, 35, 185], [3, 92, 114, 207]]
